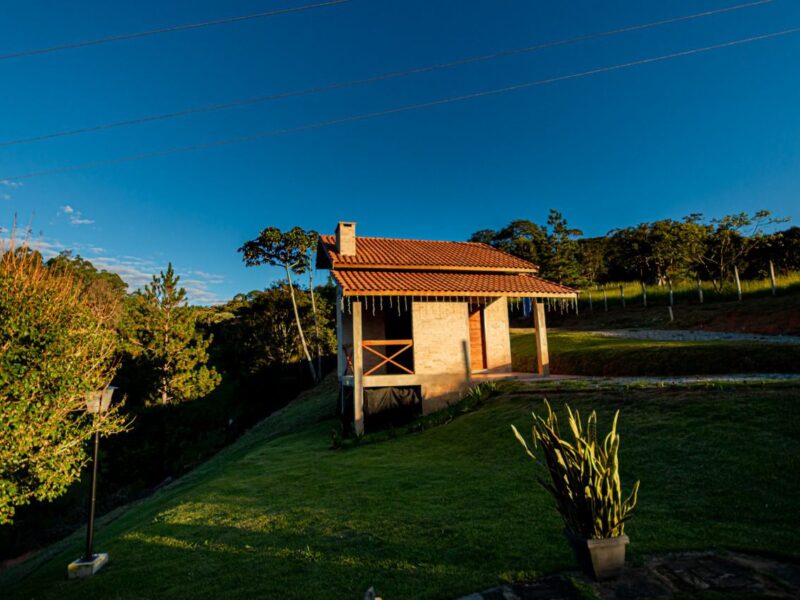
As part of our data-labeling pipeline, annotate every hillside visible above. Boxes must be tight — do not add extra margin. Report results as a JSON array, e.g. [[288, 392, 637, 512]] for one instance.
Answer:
[[3, 377, 800, 599]]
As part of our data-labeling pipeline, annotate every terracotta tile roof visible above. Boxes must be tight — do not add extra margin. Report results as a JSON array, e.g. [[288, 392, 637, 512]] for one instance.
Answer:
[[332, 270, 577, 297], [317, 234, 538, 272]]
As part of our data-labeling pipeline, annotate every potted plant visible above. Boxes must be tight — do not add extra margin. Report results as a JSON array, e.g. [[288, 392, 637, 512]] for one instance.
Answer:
[[512, 400, 640, 581]]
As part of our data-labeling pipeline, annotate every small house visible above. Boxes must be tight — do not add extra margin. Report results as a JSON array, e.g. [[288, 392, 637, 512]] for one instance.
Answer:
[[316, 222, 578, 434]]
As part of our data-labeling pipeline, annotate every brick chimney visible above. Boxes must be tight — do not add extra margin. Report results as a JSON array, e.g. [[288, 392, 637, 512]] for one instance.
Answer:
[[335, 221, 356, 256]]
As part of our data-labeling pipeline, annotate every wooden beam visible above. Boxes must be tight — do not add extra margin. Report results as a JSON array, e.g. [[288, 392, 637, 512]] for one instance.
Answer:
[[352, 300, 364, 435], [533, 300, 550, 377]]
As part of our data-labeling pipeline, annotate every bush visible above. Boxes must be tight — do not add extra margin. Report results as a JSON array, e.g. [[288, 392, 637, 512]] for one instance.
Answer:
[[0, 243, 126, 524], [512, 400, 639, 539]]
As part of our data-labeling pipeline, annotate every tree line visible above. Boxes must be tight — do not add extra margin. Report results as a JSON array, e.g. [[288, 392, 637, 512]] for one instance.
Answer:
[[472, 209, 798, 288], [1, 226, 335, 557]]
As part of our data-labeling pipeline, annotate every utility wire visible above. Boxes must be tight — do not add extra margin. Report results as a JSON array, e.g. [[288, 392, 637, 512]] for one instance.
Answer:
[[0, 0, 777, 148], [4, 26, 798, 181], [0, 0, 350, 62]]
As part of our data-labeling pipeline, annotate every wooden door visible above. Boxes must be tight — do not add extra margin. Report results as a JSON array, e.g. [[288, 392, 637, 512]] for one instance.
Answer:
[[468, 307, 487, 371]]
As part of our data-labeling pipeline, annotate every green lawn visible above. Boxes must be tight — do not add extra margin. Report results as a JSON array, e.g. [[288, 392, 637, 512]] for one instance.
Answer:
[[511, 329, 800, 376], [3, 377, 799, 599]]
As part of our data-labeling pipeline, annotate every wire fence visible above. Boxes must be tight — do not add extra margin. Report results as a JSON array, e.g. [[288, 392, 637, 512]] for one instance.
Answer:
[[579, 270, 800, 313]]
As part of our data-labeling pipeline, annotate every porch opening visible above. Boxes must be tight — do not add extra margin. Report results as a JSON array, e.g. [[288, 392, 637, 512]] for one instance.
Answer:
[[360, 299, 415, 375]]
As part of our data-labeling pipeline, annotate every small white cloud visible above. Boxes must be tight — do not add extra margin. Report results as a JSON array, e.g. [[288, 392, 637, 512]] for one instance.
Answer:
[[58, 205, 94, 225], [1, 193, 10, 201], [0, 179, 22, 188]]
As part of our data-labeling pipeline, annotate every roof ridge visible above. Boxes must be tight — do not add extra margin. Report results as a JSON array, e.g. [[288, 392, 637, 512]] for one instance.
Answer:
[[321, 233, 487, 246]]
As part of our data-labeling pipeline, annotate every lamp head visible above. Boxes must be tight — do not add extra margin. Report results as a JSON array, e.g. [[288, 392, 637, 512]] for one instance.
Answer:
[[86, 386, 116, 414]]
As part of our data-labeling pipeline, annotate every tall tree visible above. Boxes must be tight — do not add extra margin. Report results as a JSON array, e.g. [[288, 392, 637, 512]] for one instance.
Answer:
[[123, 263, 220, 405], [297, 229, 323, 379], [239, 227, 319, 381], [1, 241, 125, 524], [544, 209, 584, 285]]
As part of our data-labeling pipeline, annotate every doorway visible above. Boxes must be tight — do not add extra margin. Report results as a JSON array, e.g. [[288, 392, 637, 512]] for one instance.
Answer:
[[468, 306, 487, 371]]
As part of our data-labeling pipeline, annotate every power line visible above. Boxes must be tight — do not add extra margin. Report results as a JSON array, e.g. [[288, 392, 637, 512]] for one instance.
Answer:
[[4, 26, 798, 181], [0, 0, 350, 62], [0, 0, 776, 148]]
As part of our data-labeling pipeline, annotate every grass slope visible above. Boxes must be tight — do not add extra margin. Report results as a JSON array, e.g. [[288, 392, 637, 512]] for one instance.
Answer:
[[511, 330, 800, 376], [3, 378, 800, 599]]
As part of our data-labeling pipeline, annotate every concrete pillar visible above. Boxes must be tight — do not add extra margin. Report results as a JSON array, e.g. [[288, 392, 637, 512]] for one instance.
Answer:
[[533, 300, 550, 377], [336, 288, 344, 379], [351, 300, 364, 435]]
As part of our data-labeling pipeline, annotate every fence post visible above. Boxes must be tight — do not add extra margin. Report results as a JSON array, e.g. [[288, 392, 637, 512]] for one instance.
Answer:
[[641, 281, 647, 307], [588, 292, 593, 313], [734, 265, 742, 301], [603, 286, 608, 312], [769, 260, 777, 296], [697, 278, 704, 304], [619, 284, 626, 309], [668, 306, 674, 322]]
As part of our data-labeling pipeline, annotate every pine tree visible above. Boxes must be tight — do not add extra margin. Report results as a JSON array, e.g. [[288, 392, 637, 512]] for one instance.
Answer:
[[544, 209, 584, 286], [124, 263, 220, 405]]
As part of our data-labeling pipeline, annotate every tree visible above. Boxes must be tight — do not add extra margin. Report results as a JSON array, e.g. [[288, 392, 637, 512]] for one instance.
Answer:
[[239, 227, 320, 381], [470, 220, 548, 266], [208, 284, 336, 377], [295, 229, 324, 379], [122, 263, 220, 405], [46, 251, 128, 322], [473, 213, 583, 285], [697, 210, 788, 288], [1, 241, 125, 524], [543, 209, 584, 285], [577, 237, 608, 284]]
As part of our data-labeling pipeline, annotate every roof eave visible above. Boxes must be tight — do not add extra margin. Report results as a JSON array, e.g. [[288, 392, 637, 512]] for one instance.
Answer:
[[337, 289, 578, 298]]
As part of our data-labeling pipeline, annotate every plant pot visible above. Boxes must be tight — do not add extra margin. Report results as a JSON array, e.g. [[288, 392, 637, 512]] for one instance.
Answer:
[[564, 529, 629, 581]]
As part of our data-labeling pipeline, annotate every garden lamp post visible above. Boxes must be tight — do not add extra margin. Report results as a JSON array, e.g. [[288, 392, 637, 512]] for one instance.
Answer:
[[68, 386, 116, 579]]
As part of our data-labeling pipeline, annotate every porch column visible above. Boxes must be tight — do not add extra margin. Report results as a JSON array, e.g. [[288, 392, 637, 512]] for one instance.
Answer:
[[335, 287, 344, 379], [351, 299, 364, 435], [533, 299, 550, 377]]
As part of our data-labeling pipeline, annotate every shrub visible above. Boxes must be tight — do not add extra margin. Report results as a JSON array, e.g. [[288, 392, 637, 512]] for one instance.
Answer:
[[512, 400, 639, 539], [464, 381, 498, 404], [0, 241, 126, 524]]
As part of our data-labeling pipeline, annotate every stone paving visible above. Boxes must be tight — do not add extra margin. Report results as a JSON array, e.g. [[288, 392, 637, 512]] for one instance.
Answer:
[[456, 551, 800, 599]]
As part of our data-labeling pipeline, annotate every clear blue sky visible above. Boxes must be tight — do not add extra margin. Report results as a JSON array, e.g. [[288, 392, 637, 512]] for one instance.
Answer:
[[2, 0, 798, 303]]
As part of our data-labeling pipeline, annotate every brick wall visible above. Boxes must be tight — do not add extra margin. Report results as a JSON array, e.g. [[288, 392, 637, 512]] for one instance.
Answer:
[[411, 299, 471, 412], [483, 297, 512, 371]]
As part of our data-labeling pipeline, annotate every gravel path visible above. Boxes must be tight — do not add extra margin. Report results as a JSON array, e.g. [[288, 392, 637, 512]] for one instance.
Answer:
[[588, 329, 800, 345]]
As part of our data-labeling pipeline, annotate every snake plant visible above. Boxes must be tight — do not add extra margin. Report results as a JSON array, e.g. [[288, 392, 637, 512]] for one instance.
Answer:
[[512, 400, 640, 539]]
